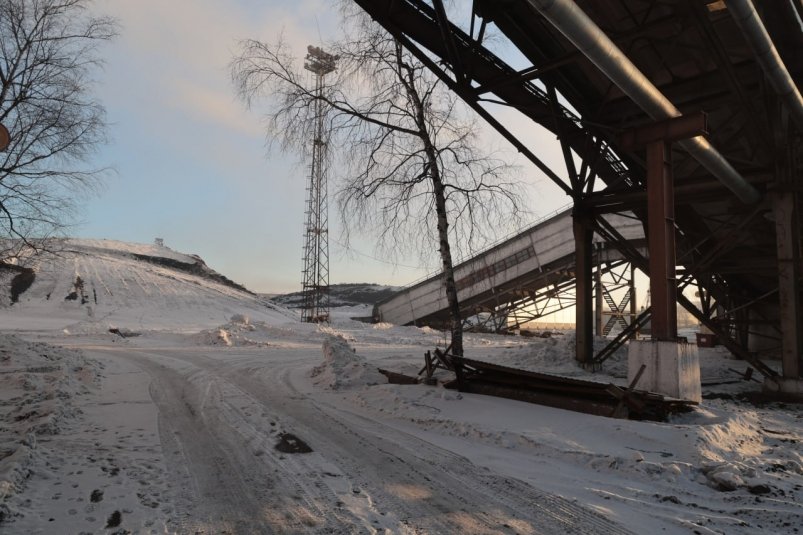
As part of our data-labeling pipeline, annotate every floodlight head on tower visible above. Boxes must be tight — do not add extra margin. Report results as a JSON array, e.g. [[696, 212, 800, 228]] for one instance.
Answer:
[[304, 46, 338, 76]]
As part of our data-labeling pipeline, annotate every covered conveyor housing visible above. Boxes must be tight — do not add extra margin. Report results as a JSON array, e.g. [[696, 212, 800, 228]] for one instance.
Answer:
[[374, 209, 644, 328]]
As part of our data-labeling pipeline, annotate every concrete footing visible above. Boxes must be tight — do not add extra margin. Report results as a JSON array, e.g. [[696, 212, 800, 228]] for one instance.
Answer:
[[763, 377, 803, 399], [628, 340, 701, 402]]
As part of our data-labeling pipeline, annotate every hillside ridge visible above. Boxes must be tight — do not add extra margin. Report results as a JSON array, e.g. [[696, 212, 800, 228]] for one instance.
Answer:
[[0, 239, 293, 331], [271, 283, 399, 308]]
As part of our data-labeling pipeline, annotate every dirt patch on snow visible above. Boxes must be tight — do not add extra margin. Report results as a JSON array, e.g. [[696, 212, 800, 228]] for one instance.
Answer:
[[274, 432, 313, 454]]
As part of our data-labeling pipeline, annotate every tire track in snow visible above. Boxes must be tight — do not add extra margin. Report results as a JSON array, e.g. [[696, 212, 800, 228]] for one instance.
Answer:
[[155, 348, 635, 534], [127, 352, 315, 534], [123, 350, 390, 534], [129, 269, 152, 297], [195, 369, 401, 532], [86, 255, 113, 297]]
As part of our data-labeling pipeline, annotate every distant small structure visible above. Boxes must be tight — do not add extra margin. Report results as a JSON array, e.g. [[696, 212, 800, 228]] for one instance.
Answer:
[[154, 238, 164, 247]]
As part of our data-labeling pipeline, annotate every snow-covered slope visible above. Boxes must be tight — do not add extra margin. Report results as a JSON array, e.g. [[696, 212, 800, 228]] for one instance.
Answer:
[[0, 239, 295, 332]]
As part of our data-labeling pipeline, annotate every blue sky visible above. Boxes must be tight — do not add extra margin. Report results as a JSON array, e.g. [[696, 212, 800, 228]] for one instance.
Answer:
[[79, 0, 569, 294]]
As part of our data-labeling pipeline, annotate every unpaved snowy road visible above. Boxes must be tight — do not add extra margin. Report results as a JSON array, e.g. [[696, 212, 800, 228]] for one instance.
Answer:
[[78, 344, 632, 534]]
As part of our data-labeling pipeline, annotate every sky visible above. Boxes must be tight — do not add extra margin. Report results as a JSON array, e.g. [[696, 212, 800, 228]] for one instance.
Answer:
[[77, 0, 570, 294]]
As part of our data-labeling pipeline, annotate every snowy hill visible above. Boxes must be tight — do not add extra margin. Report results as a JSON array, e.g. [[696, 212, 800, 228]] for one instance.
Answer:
[[0, 239, 295, 332]]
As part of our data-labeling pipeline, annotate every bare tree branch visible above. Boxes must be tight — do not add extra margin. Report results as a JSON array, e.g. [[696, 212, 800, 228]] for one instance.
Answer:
[[0, 0, 116, 260]]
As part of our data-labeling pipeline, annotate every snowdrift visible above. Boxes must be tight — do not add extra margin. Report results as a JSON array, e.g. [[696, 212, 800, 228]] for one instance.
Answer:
[[310, 335, 385, 390]]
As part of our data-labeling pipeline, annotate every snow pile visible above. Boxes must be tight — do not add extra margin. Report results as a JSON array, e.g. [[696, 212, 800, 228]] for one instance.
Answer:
[[692, 411, 803, 493], [310, 335, 385, 390], [346, 374, 802, 532], [62, 319, 117, 336], [0, 334, 100, 505], [191, 315, 325, 347], [336, 322, 448, 347], [195, 328, 234, 346]]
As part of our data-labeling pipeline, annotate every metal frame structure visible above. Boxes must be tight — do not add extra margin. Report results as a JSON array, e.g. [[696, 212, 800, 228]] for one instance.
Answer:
[[596, 259, 636, 337], [353, 0, 803, 384], [461, 258, 635, 335], [300, 46, 337, 324]]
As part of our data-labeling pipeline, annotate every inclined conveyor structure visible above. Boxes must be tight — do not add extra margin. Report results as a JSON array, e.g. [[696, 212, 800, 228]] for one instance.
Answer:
[[373, 209, 644, 328]]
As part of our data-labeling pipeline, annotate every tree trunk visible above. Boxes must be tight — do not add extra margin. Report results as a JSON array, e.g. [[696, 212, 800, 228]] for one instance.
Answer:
[[427, 149, 463, 357], [401, 42, 464, 357]]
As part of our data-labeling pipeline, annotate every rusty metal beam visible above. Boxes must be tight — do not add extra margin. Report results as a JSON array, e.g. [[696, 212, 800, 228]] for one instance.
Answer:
[[432, 0, 466, 85], [583, 174, 772, 213], [620, 113, 706, 341], [548, 84, 581, 193], [677, 291, 778, 377], [473, 54, 577, 95], [595, 252, 603, 336], [574, 211, 594, 364], [646, 141, 678, 340], [449, 356, 696, 420], [594, 307, 652, 365], [618, 113, 708, 152], [773, 191, 802, 378], [590, 212, 778, 377]]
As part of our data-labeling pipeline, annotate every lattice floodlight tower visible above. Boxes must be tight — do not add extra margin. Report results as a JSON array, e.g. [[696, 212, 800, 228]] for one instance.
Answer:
[[300, 46, 337, 323]]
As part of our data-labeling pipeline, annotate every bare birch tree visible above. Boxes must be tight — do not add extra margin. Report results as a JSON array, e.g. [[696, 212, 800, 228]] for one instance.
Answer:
[[231, 13, 521, 357], [0, 0, 116, 258]]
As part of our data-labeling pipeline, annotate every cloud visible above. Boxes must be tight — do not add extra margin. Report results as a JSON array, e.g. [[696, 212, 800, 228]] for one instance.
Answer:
[[96, 0, 337, 142], [167, 78, 263, 137], [99, 0, 335, 72]]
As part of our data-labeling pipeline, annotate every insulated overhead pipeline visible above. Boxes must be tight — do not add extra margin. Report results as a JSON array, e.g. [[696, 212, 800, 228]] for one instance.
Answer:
[[525, 0, 761, 204], [726, 0, 803, 132]]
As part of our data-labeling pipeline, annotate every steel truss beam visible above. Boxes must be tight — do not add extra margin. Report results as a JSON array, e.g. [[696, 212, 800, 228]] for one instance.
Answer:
[[596, 259, 636, 336], [463, 258, 633, 336], [350, 0, 638, 200], [463, 273, 576, 333]]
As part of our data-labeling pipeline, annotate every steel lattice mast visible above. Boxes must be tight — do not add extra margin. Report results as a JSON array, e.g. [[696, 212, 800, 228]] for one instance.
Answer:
[[300, 46, 337, 323]]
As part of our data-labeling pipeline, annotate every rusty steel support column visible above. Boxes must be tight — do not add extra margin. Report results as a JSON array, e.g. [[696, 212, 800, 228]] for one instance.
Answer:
[[646, 141, 678, 340], [574, 213, 594, 364], [773, 191, 802, 379], [595, 247, 603, 336], [618, 113, 707, 341], [630, 264, 638, 336]]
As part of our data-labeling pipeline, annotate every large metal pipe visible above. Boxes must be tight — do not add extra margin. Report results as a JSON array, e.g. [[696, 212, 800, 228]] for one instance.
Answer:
[[525, 0, 761, 204], [727, 0, 803, 131]]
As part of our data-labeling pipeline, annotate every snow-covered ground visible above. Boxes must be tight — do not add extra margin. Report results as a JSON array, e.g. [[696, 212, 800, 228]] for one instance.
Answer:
[[0, 242, 801, 534]]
